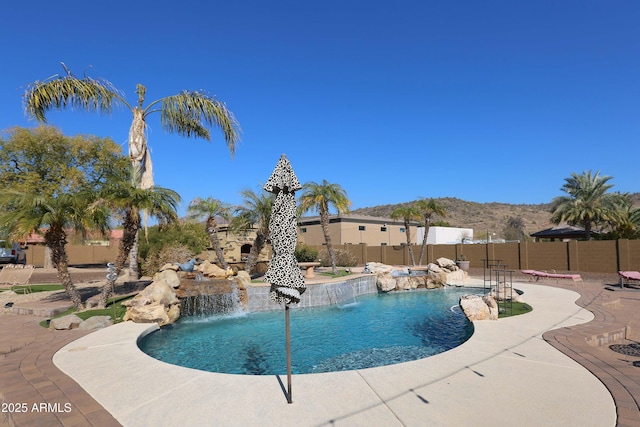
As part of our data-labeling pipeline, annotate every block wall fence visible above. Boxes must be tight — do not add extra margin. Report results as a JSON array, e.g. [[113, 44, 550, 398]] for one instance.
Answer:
[[22, 239, 640, 274], [310, 239, 640, 274]]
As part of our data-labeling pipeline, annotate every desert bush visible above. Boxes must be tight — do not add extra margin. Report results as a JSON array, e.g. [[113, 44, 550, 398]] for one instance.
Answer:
[[294, 243, 318, 262], [318, 248, 358, 267], [142, 243, 195, 276], [138, 221, 208, 263]]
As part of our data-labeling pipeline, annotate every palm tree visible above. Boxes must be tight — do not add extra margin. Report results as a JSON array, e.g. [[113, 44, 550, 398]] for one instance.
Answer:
[[390, 204, 421, 266], [0, 190, 109, 310], [550, 170, 626, 240], [24, 63, 240, 276], [233, 188, 275, 275], [299, 180, 351, 274], [187, 198, 232, 269], [415, 198, 447, 265], [630, 207, 640, 229], [95, 169, 180, 308]]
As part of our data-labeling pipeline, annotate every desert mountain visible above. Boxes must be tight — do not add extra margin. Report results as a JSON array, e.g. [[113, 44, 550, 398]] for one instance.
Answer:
[[351, 193, 640, 239]]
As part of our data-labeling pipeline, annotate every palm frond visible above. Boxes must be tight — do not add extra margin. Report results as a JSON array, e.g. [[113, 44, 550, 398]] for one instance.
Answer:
[[158, 91, 240, 156], [24, 67, 128, 122]]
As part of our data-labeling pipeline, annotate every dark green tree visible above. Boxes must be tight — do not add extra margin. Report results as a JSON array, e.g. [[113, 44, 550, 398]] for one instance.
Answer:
[[233, 188, 275, 275], [415, 198, 447, 265], [0, 190, 108, 309], [390, 204, 421, 266], [95, 168, 180, 307], [187, 197, 233, 269], [550, 170, 626, 240], [299, 180, 351, 274]]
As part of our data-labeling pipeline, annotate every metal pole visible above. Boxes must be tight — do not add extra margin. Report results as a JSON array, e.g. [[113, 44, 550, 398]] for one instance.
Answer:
[[286, 304, 292, 403]]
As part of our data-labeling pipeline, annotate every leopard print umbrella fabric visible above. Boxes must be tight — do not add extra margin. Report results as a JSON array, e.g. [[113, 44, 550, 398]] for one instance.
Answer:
[[263, 155, 306, 305]]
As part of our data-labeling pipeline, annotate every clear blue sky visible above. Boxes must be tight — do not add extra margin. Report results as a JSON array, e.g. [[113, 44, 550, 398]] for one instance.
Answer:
[[1, 0, 638, 216]]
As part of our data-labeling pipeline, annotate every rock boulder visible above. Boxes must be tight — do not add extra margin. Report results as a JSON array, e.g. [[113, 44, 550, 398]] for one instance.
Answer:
[[459, 294, 498, 321], [365, 259, 468, 292], [78, 316, 113, 330], [123, 280, 181, 326], [49, 314, 83, 330]]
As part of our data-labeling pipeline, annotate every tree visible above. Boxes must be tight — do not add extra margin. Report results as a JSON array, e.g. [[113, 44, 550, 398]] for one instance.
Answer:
[[503, 216, 527, 242], [95, 168, 180, 307], [390, 204, 420, 266], [596, 194, 640, 240], [0, 190, 108, 310], [415, 198, 447, 265], [0, 125, 128, 271], [138, 221, 208, 275], [0, 125, 127, 197], [187, 197, 232, 269], [233, 188, 275, 275], [299, 180, 351, 274], [24, 64, 240, 276], [550, 170, 626, 240]]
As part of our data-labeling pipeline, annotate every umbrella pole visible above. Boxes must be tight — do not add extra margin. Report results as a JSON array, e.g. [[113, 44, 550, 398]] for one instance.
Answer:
[[286, 304, 293, 403]]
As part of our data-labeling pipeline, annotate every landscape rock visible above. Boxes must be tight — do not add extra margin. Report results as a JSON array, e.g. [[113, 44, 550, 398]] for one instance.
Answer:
[[196, 260, 233, 278], [427, 263, 443, 273], [491, 285, 523, 302], [78, 316, 113, 330], [436, 257, 458, 270], [123, 280, 181, 326], [159, 263, 179, 272], [459, 294, 498, 321], [153, 269, 180, 289], [366, 260, 468, 292], [49, 314, 83, 330], [235, 271, 251, 288]]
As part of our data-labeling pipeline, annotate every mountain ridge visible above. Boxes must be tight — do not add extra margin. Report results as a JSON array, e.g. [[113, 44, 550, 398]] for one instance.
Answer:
[[350, 193, 640, 239]]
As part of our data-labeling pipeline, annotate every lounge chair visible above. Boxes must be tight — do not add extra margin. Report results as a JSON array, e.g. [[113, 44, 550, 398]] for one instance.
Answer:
[[618, 271, 640, 289], [521, 269, 583, 285]]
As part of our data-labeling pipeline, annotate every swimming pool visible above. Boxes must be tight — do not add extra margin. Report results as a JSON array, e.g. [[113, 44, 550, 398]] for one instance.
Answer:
[[139, 288, 474, 375]]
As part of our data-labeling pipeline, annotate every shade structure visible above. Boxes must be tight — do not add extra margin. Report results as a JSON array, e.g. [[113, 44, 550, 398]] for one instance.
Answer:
[[263, 154, 306, 304]]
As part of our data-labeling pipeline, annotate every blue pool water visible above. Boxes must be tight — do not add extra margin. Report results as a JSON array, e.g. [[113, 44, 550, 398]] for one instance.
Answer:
[[139, 288, 474, 375]]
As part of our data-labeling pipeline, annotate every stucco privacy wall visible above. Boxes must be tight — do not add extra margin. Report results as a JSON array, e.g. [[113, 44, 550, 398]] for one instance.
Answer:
[[311, 239, 640, 273], [21, 239, 640, 274]]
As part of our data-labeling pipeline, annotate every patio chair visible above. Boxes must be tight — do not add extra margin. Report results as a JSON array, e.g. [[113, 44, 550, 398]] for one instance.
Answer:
[[618, 271, 640, 289], [521, 269, 582, 285]]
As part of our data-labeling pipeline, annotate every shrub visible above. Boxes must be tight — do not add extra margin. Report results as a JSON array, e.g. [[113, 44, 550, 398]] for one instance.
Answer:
[[294, 244, 318, 262], [318, 248, 358, 267], [142, 243, 195, 276]]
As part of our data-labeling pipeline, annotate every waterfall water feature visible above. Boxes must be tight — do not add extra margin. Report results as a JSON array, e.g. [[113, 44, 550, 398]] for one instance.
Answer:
[[325, 281, 358, 306], [177, 277, 243, 316]]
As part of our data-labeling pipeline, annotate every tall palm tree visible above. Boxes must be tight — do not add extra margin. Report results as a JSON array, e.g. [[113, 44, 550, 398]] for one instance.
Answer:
[[415, 198, 447, 265], [299, 180, 351, 274], [390, 204, 421, 266], [95, 169, 180, 308], [0, 190, 109, 310], [550, 170, 626, 240], [23, 63, 240, 275], [233, 188, 275, 275], [187, 197, 232, 269]]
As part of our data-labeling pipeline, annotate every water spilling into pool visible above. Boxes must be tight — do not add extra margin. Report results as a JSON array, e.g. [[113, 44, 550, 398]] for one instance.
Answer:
[[139, 288, 474, 375]]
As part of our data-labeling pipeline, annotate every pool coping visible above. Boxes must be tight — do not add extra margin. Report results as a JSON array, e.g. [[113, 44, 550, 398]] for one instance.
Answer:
[[53, 280, 616, 427]]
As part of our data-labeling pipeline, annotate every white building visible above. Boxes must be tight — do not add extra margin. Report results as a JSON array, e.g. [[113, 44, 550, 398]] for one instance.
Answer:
[[415, 226, 474, 245]]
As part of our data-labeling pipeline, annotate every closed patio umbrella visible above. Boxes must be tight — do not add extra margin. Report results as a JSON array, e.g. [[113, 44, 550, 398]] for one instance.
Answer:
[[263, 154, 305, 403]]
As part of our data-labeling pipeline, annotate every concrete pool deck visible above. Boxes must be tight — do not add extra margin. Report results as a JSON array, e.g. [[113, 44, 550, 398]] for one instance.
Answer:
[[5, 281, 640, 427], [45, 280, 619, 427]]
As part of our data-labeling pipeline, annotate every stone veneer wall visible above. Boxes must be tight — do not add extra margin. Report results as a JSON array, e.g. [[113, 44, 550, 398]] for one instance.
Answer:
[[245, 274, 378, 312]]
